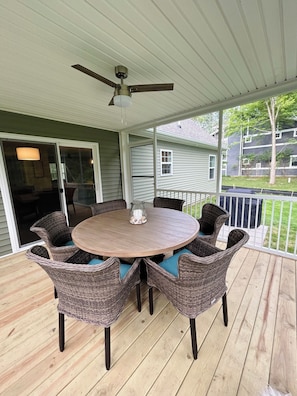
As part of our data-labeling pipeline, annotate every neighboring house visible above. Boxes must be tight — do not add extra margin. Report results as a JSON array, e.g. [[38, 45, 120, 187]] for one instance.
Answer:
[[130, 119, 219, 202], [0, 113, 218, 257], [226, 127, 297, 177]]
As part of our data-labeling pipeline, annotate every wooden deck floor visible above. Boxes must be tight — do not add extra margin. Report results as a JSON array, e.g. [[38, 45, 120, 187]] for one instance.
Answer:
[[0, 245, 296, 395]]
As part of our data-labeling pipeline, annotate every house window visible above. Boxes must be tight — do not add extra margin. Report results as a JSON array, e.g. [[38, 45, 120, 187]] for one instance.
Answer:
[[242, 158, 250, 166], [209, 155, 216, 180], [256, 162, 261, 169], [244, 136, 252, 143], [275, 131, 282, 139], [160, 149, 173, 175], [290, 155, 297, 167]]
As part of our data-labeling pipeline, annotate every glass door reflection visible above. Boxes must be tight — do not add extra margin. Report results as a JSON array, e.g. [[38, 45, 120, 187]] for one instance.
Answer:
[[2, 141, 61, 246], [59, 146, 95, 227]]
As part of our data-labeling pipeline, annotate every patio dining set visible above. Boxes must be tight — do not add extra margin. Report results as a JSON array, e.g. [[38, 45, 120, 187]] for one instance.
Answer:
[[27, 198, 249, 370]]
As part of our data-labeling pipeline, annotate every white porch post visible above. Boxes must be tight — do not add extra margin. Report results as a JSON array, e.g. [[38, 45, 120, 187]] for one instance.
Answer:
[[216, 110, 223, 203], [119, 131, 132, 207], [153, 126, 157, 197]]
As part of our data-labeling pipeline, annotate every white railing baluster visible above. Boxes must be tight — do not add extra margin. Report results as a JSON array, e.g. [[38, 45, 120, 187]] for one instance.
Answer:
[[155, 187, 297, 258]]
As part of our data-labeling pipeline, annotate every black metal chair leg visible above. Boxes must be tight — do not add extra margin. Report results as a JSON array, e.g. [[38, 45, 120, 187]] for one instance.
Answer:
[[105, 327, 111, 370], [190, 318, 198, 359], [59, 313, 65, 352], [136, 283, 141, 312], [222, 292, 228, 326], [149, 287, 154, 315]]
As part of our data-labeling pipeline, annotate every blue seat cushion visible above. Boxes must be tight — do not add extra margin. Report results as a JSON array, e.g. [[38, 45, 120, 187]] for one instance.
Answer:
[[88, 258, 104, 265], [159, 248, 193, 277], [119, 263, 132, 279], [198, 230, 205, 236], [88, 258, 131, 279], [64, 240, 75, 246]]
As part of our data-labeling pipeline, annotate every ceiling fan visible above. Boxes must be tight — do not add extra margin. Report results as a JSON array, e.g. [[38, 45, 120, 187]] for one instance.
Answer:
[[71, 64, 174, 107]]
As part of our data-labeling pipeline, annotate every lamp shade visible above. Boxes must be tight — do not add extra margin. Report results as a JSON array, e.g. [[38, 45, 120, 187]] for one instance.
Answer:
[[16, 147, 40, 161], [113, 95, 132, 107]]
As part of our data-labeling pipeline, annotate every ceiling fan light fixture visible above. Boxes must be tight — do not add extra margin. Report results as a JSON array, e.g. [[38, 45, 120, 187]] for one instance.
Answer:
[[113, 94, 132, 107]]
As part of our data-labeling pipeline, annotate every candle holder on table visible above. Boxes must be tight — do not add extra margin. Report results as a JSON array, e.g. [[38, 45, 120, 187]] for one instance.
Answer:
[[130, 201, 147, 224]]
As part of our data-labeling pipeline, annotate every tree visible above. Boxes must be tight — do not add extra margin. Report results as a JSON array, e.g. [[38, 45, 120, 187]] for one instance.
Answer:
[[225, 92, 297, 184], [194, 111, 230, 135]]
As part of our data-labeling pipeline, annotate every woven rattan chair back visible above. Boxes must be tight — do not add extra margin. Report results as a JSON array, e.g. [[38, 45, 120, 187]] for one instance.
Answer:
[[153, 196, 185, 211], [144, 228, 249, 359], [197, 203, 230, 245], [90, 199, 127, 216], [26, 245, 141, 370], [30, 211, 78, 261]]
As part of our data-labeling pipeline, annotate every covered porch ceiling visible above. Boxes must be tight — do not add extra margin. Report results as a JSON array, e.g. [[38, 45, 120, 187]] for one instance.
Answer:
[[1, 0, 297, 134]]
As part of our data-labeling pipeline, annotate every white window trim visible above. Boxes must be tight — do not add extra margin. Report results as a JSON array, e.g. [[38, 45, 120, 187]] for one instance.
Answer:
[[160, 149, 173, 176], [244, 136, 252, 143], [294, 129, 297, 137], [208, 154, 216, 180], [289, 155, 297, 167]]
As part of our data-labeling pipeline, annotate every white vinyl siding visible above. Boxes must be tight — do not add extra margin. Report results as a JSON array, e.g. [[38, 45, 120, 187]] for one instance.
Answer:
[[131, 145, 154, 202], [157, 142, 216, 192]]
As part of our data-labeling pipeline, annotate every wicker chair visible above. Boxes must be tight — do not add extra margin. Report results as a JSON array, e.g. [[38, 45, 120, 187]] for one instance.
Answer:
[[197, 203, 230, 245], [90, 199, 127, 216], [142, 228, 249, 359], [26, 245, 141, 370], [30, 211, 79, 261], [153, 196, 185, 211]]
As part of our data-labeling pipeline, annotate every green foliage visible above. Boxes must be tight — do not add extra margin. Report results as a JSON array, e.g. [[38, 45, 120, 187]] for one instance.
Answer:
[[194, 110, 230, 135], [225, 92, 297, 136], [256, 150, 271, 162]]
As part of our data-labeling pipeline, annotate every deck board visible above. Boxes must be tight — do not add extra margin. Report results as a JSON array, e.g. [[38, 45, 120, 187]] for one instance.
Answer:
[[0, 247, 296, 396]]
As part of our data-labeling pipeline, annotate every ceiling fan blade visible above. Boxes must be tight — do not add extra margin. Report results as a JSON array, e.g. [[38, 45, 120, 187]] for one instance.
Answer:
[[129, 83, 174, 93], [72, 64, 117, 88]]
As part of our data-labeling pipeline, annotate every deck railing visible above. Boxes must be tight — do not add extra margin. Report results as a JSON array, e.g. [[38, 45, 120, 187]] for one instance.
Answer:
[[156, 188, 297, 259]]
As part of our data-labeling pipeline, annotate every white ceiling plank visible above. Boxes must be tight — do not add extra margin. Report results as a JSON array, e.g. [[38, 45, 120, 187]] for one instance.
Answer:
[[1, 0, 297, 132]]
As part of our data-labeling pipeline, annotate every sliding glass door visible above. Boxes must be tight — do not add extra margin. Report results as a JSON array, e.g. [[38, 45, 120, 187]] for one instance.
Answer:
[[2, 141, 61, 245], [2, 139, 99, 248], [59, 146, 96, 227]]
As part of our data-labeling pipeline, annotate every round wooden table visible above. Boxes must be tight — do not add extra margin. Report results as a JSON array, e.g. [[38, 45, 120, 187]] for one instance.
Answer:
[[72, 207, 199, 258]]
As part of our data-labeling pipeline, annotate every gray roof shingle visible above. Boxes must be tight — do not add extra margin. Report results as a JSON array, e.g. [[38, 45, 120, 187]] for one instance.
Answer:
[[157, 119, 218, 148]]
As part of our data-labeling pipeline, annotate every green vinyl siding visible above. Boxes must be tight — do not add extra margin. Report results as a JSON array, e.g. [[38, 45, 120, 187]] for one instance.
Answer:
[[0, 110, 122, 200], [0, 192, 12, 256], [100, 135, 122, 201]]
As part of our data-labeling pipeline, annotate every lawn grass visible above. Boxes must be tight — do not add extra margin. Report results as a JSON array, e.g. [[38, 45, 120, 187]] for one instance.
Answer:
[[222, 175, 297, 192], [185, 176, 297, 254], [221, 176, 297, 254]]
